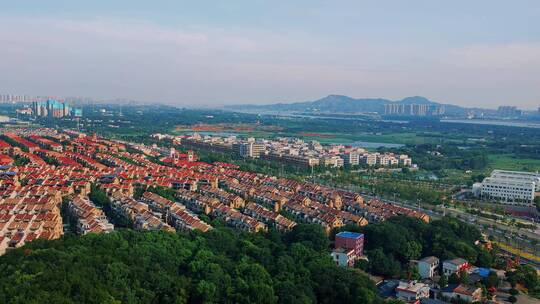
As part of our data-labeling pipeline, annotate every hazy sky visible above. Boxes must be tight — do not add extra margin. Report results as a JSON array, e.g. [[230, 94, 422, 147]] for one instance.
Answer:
[[1, 1, 539, 109]]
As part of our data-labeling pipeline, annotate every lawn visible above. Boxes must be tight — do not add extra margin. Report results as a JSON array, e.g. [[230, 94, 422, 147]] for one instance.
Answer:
[[487, 154, 540, 172], [294, 131, 441, 145]]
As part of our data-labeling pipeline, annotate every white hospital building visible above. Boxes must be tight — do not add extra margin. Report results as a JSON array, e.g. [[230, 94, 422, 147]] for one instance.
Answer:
[[473, 170, 540, 206]]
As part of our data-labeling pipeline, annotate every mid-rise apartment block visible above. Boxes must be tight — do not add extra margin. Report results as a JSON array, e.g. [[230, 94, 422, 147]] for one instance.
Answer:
[[341, 153, 359, 166], [473, 170, 540, 206], [233, 142, 265, 158]]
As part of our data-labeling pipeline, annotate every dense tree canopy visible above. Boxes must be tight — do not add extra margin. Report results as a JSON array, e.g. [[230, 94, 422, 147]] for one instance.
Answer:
[[350, 216, 492, 278], [0, 225, 383, 304]]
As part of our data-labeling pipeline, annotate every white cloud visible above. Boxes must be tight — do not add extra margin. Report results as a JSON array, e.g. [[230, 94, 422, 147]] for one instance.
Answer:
[[446, 43, 540, 69], [0, 17, 538, 109]]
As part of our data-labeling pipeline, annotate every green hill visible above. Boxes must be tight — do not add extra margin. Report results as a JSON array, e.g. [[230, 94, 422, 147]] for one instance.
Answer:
[[226, 95, 467, 115]]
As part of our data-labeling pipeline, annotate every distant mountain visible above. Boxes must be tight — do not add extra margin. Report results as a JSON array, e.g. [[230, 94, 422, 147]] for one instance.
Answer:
[[226, 95, 467, 115]]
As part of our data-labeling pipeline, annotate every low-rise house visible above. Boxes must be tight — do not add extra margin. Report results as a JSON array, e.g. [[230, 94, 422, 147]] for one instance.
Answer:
[[111, 196, 173, 232], [68, 196, 114, 235], [176, 189, 220, 214], [199, 185, 245, 208], [0, 140, 10, 154], [141, 191, 175, 215], [0, 154, 13, 166], [282, 200, 344, 234], [417, 256, 439, 279], [331, 248, 357, 267], [99, 182, 133, 197], [441, 284, 482, 303], [395, 281, 430, 302], [330, 231, 364, 268], [168, 204, 212, 232], [0, 188, 64, 255], [442, 258, 470, 276], [243, 202, 296, 231], [211, 203, 266, 232]]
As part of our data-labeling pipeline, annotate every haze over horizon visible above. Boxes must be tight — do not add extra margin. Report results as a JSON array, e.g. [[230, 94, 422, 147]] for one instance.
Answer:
[[1, 1, 539, 109]]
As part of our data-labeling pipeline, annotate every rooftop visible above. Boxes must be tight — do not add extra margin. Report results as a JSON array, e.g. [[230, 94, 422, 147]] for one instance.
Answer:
[[444, 258, 468, 266], [336, 231, 364, 239], [419, 256, 439, 264]]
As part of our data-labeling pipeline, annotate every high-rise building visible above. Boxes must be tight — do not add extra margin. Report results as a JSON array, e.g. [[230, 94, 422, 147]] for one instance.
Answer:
[[497, 106, 522, 118], [31, 99, 82, 118], [384, 104, 445, 116], [0, 94, 37, 103]]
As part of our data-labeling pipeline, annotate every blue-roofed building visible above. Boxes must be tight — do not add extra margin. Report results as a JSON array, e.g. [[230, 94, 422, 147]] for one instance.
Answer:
[[331, 231, 365, 267], [468, 267, 492, 284], [473, 268, 490, 278]]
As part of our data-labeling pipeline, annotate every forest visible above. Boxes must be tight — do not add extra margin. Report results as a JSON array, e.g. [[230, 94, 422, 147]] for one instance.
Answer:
[[0, 225, 383, 304]]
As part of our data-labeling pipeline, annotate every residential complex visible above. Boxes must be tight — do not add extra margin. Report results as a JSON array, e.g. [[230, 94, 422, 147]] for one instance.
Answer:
[[0, 127, 428, 256], [377, 255, 486, 303], [473, 169, 540, 206], [181, 133, 412, 168]]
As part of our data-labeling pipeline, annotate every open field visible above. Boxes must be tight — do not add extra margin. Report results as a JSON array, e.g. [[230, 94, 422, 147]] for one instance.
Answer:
[[434, 155, 540, 186], [487, 154, 540, 172], [174, 123, 282, 133], [175, 127, 443, 148]]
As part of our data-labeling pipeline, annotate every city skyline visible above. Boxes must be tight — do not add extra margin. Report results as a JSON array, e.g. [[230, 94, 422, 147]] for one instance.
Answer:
[[1, 1, 539, 109]]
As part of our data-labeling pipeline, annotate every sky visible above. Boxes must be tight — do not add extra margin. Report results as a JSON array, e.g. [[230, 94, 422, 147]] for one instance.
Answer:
[[0, 1, 539, 109]]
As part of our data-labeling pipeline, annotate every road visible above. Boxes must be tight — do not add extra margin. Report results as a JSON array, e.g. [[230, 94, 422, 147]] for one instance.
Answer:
[[312, 178, 540, 261]]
